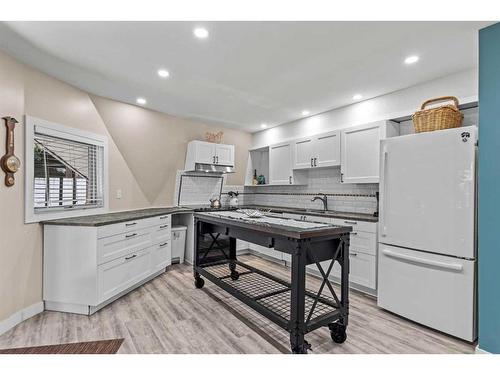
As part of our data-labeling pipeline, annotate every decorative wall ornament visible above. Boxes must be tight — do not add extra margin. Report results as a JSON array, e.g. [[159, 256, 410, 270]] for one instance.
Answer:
[[1, 117, 20, 186], [204, 131, 223, 143]]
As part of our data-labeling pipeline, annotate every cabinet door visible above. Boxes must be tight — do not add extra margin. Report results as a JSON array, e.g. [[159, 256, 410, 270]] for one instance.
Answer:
[[151, 241, 171, 272], [316, 131, 340, 167], [269, 142, 293, 185], [293, 137, 315, 169], [215, 144, 235, 166], [329, 251, 376, 290], [341, 122, 381, 183], [195, 141, 217, 164]]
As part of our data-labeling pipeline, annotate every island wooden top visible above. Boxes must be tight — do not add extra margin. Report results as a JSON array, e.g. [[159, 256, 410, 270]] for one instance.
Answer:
[[194, 211, 352, 240]]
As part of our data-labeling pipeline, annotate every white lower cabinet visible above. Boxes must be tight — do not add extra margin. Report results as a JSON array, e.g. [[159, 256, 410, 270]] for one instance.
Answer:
[[43, 214, 172, 315], [98, 247, 152, 303], [331, 251, 376, 290], [151, 240, 171, 272], [269, 213, 378, 294], [249, 243, 283, 261]]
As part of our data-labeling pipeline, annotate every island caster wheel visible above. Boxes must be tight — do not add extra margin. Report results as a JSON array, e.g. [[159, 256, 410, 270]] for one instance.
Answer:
[[291, 340, 311, 354], [230, 270, 240, 281], [194, 277, 205, 289], [329, 322, 347, 344]]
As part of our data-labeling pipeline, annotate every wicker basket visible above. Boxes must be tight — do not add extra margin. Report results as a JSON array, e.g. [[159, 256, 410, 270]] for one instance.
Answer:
[[412, 96, 463, 133]]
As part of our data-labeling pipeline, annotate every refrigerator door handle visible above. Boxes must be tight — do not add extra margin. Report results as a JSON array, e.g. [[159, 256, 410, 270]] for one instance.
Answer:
[[382, 249, 464, 272], [380, 149, 388, 237]]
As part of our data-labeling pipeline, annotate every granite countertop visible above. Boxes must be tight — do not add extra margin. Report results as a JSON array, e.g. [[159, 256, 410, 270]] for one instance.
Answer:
[[194, 211, 352, 240], [41, 207, 194, 227], [40, 203, 377, 227], [241, 205, 378, 223]]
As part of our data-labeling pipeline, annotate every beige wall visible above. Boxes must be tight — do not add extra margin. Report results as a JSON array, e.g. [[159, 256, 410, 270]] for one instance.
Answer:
[[90, 95, 251, 205], [0, 50, 251, 322]]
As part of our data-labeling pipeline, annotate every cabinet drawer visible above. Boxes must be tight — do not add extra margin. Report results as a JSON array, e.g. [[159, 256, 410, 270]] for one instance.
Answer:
[[151, 222, 172, 244], [97, 217, 155, 239], [97, 247, 151, 303], [151, 241, 171, 272], [97, 214, 171, 239], [350, 231, 377, 256], [332, 218, 377, 234], [97, 227, 152, 265]]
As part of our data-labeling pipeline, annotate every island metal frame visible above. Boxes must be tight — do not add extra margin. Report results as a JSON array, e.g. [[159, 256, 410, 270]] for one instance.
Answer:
[[193, 214, 351, 354]]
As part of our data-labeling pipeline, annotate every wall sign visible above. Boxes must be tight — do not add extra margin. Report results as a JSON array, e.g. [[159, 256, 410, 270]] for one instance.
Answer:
[[1, 117, 20, 187]]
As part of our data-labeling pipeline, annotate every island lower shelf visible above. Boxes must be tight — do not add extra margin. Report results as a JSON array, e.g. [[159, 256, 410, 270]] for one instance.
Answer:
[[197, 258, 342, 333]]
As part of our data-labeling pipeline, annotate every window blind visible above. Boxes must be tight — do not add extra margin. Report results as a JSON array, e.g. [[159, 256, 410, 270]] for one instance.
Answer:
[[33, 132, 104, 210]]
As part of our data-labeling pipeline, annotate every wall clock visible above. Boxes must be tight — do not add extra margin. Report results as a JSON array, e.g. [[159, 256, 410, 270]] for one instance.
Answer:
[[1, 117, 20, 187]]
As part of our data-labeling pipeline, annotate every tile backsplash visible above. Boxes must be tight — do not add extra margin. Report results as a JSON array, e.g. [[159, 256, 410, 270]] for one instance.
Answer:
[[224, 168, 378, 215], [174, 171, 225, 206], [175, 168, 378, 214]]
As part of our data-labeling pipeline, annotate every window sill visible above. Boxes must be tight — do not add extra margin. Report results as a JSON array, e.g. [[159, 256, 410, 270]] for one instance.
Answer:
[[26, 206, 108, 224]]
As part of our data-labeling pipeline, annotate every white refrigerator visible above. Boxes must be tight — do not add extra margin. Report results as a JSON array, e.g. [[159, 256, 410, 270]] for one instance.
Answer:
[[378, 126, 477, 342]]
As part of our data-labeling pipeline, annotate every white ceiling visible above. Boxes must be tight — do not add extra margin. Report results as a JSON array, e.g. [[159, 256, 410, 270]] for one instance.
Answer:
[[0, 21, 490, 132]]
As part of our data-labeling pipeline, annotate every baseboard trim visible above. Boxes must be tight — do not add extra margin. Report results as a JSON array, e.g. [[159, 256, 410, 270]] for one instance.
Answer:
[[0, 301, 44, 336], [475, 346, 491, 354]]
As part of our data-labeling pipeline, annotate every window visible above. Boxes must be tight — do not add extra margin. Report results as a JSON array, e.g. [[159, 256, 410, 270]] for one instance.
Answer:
[[25, 116, 108, 223]]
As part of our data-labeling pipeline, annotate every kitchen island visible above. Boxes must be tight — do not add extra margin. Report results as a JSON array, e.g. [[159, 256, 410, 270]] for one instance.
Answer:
[[193, 211, 352, 354]]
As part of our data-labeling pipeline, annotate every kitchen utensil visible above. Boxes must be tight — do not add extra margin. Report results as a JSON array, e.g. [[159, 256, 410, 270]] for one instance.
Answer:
[[209, 197, 222, 209], [227, 191, 239, 207], [238, 209, 264, 218]]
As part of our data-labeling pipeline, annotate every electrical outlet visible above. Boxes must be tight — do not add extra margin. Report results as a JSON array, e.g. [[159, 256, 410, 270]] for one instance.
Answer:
[[116, 189, 122, 199]]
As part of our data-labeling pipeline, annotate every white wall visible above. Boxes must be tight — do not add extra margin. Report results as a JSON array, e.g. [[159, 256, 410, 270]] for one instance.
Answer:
[[252, 68, 477, 148]]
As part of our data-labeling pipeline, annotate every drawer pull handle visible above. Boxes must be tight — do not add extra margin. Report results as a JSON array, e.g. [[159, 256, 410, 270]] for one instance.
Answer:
[[125, 254, 137, 260], [350, 252, 358, 257], [125, 222, 137, 227], [160, 215, 169, 220], [160, 224, 169, 229], [351, 232, 358, 236], [160, 242, 168, 247], [125, 233, 137, 238], [344, 220, 358, 225]]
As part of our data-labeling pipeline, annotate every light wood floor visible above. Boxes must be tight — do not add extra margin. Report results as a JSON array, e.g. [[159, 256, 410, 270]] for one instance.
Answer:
[[0, 255, 474, 354]]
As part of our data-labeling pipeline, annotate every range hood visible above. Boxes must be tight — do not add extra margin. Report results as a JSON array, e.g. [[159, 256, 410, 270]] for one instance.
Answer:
[[189, 163, 234, 174], [184, 140, 236, 174]]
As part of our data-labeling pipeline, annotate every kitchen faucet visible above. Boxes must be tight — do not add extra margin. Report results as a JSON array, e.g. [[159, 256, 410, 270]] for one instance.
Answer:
[[311, 194, 328, 211]]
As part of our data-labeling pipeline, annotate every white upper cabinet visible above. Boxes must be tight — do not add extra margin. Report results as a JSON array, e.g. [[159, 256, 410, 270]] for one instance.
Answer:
[[340, 121, 398, 184], [269, 141, 293, 185], [292, 130, 340, 169], [192, 141, 216, 164], [185, 140, 235, 169], [215, 144, 235, 166], [293, 137, 315, 169], [315, 131, 341, 167]]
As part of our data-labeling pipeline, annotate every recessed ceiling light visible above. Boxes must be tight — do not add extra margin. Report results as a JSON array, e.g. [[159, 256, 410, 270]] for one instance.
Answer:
[[260, 123, 268, 129], [404, 55, 419, 65], [136, 97, 146, 105], [353, 94, 363, 100], [157, 69, 170, 78], [301, 110, 310, 116], [193, 27, 209, 39]]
